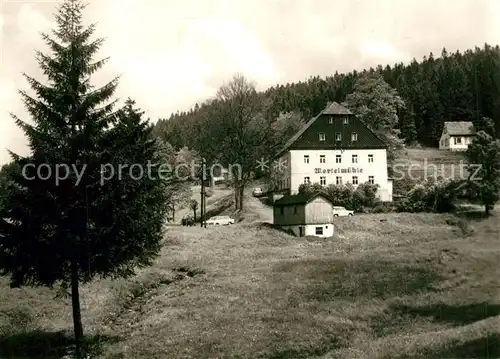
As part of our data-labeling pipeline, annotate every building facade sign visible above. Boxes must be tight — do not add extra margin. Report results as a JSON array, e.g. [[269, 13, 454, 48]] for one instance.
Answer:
[[314, 167, 363, 174]]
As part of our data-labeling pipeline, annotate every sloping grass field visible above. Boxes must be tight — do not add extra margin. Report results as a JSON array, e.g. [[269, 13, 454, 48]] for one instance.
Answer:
[[394, 148, 468, 182], [1, 202, 498, 358]]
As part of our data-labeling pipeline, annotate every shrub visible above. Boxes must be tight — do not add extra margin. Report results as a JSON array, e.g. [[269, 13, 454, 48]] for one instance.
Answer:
[[397, 178, 459, 213], [457, 218, 475, 237], [371, 202, 395, 213], [352, 183, 381, 210], [298, 182, 323, 194], [298, 181, 380, 212], [392, 177, 418, 196], [0, 307, 35, 333]]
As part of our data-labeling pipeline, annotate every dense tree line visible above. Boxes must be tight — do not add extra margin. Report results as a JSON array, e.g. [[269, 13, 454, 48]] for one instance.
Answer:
[[155, 44, 500, 149]]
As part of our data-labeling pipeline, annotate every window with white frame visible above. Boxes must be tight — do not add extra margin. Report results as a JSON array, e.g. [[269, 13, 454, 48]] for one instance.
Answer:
[[454, 137, 462, 144], [351, 132, 358, 141], [304, 177, 310, 184], [315, 227, 323, 235], [352, 154, 358, 163], [368, 176, 374, 184], [319, 133, 326, 141], [328, 117, 333, 124], [304, 155, 309, 163], [320, 155, 326, 163], [335, 132, 341, 141], [368, 154, 374, 163], [343, 117, 349, 125], [336, 176, 342, 185], [320, 176, 326, 185], [352, 176, 358, 185], [336, 155, 342, 163]]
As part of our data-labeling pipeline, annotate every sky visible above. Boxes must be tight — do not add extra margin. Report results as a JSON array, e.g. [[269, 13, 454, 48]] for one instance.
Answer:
[[1, 0, 499, 164]]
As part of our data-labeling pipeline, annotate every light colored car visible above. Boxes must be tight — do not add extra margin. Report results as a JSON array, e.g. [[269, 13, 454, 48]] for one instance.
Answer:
[[332, 206, 354, 216], [252, 187, 264, 197], [205, 215, 234, 225]]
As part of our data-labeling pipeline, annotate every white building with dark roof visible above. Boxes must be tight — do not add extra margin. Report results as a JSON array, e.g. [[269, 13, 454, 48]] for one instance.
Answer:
[[271, 102, 393, 202], [439, 121, 476, 151]]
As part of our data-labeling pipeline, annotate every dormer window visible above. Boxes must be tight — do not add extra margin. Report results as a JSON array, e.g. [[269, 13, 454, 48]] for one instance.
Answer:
[[335, 132, 341, 141], [351, 132, 358, 142], [343, 117, 349, 125], [319, 133, 326, 141], [328, 117, 333, 124]]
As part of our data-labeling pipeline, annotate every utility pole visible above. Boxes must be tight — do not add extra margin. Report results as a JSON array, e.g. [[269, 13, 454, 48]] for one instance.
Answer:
[[200, 158, 205, 228], [203, 159, 207, 228]]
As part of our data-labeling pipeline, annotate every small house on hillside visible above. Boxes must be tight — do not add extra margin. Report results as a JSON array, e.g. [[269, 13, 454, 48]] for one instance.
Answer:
[[210, 167, 229, 186], [273, 192, 334, 238], [439, 121, 476, 151]]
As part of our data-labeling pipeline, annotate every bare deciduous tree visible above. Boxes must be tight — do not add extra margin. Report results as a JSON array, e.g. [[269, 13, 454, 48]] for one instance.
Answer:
[[189, 199, 198, 220], [195, 74, 276, 210]]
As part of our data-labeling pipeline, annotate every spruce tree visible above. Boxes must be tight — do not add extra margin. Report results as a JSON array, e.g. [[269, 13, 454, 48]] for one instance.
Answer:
[[465, 131, 500, 215], [0, 1, 170, 357]]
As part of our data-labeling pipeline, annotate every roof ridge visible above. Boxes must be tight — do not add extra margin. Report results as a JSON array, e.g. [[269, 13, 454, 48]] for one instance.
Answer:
[[274, 190, 333, 205], [444, 120, 474, 123], [443, 121, 476, 135], [273, 102, 388, 159]]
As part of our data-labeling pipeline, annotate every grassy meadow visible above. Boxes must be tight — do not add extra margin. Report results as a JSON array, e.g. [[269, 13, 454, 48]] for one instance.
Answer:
[[0, 201, 498, 358], [394, 147, 468, 182]]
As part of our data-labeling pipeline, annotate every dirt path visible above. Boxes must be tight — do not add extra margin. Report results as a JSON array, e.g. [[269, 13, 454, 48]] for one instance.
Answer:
[[241, 187, 273, 224], [172, 186, 233, 224], [171, 184, 272, 225]]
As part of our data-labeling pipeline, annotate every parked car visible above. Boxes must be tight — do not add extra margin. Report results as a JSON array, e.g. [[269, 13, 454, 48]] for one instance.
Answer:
[[332, 206, 354, 216], [252, 187, 264, 197], [181, 215, 195, 226], [205, 215, 234, 225]]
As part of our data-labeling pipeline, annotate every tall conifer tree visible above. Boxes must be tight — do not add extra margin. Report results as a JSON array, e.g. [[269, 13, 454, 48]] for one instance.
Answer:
[[0, 1, 170, 356]]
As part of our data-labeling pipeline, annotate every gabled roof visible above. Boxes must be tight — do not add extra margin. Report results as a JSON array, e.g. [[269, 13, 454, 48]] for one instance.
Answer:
[[276, 115, 318, 157], [323, 102, 353, 115], [273, 191, 333, 206], [274, 102, 385, 158], [443, 121, 476, 136]]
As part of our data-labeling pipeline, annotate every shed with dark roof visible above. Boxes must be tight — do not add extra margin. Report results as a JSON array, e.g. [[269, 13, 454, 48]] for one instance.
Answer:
[[273, 191, 334, 237]]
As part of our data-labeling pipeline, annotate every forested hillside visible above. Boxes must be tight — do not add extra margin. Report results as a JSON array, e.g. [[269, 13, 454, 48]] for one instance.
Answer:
[[154, 44, 500, 148]]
